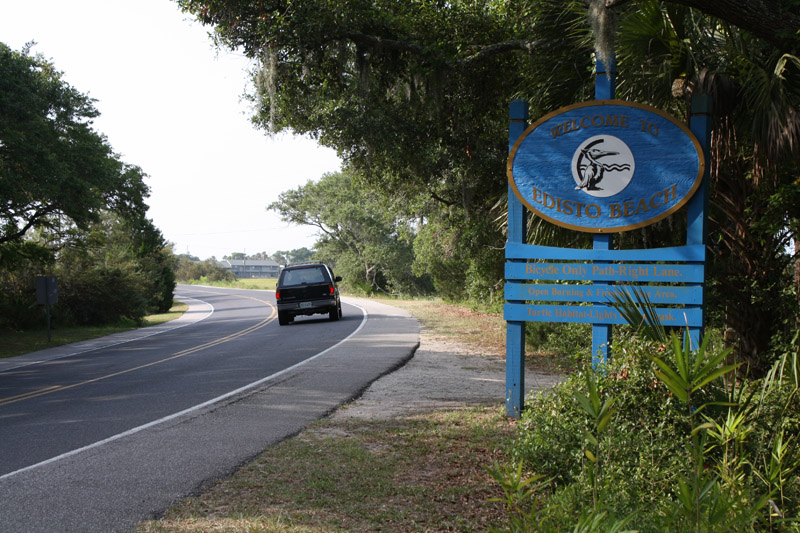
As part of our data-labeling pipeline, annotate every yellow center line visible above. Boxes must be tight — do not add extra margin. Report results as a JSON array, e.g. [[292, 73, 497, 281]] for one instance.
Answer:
[[0, 296, 276, 408], [0, 385, 64, 404]]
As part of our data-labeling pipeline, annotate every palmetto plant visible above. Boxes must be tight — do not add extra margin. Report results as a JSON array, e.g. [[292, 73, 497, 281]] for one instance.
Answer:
[[573, 371, 617, 511], [606, 287, 800, 530], [486, 461, 550, 532]]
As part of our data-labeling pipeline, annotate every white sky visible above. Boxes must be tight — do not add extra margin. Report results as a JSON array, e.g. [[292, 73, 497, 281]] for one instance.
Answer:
[[0, 0, 341, 260]]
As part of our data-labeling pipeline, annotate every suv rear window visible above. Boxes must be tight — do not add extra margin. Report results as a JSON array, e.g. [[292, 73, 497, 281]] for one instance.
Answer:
[[279, 266, 328, 287]]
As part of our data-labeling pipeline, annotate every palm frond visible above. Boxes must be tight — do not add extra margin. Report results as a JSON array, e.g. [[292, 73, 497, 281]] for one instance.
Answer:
[[606, 285, 667, 343]]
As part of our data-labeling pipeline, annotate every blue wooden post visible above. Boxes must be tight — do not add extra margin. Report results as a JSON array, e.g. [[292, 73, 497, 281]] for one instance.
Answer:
[[686, 94, 712, 349], [595, 54, 616, 101], [506, 99, 528, 418], [592, 54, 615, 367], [592, 234, 612, 367]]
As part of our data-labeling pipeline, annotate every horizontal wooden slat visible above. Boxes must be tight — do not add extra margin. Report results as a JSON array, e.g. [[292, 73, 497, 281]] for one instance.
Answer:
[[505, 242, 705, 262], [506, 262, 704, 283], [505, 283, 703, 305], [504, 303, 703, 327]]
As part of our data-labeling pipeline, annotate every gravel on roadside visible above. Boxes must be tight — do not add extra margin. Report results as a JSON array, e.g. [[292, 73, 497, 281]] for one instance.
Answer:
[[325, 330, 563, 423]]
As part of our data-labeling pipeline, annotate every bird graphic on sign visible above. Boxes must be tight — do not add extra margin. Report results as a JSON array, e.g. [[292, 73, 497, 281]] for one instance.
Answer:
[[574, 139, 631, 191]]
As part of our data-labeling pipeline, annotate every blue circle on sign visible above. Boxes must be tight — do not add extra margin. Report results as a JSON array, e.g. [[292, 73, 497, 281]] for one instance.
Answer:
[[508, 100, 704, 233]]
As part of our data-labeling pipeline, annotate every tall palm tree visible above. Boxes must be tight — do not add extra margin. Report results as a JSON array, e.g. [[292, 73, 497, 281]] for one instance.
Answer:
[[611, 0, 800, 374]]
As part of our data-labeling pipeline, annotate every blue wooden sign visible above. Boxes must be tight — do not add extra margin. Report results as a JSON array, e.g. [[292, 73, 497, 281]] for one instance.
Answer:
[[504, 304, 702, 327], [508, 100, 705, 233], [504, 262, 704, 283], [503, 55, 711, 419], [504, 283, 703, 305]]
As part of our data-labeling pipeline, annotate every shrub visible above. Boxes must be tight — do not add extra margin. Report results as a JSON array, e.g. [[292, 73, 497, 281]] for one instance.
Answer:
[[502, 329, 800, 531]]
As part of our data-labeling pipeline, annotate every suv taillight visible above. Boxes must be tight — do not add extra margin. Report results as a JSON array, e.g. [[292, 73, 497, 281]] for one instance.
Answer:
[[329, 285, 335, 294], [275, 290, 281, 300]]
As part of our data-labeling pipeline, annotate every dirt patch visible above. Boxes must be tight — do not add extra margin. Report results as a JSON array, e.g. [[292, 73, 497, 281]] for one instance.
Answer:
[[328, 333, 562, 422]]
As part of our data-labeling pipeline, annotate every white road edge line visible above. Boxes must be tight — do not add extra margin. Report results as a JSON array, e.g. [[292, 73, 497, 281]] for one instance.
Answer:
[[0, 295, 215, 373], [0, 301, 368, 481]]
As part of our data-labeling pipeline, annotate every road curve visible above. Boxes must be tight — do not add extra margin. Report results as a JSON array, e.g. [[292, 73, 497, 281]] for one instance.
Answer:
[[0, 294, 419, 533]]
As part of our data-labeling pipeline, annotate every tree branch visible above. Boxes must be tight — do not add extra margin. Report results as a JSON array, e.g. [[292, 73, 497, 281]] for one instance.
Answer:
[[458, 39, 549, 66], [605, 0, 800, 52], [427, 188, 458, 207], [342, 32, 426, 56], [342, 31, 547, 67]]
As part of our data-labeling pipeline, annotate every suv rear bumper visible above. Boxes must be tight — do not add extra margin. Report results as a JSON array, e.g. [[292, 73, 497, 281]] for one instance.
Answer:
[[277, 297, 338, 316]]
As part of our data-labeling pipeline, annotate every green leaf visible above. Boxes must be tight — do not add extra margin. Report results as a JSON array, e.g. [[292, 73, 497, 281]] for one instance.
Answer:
[[691, 421, 715, 436], [649, 354, 687, 389], [672, 334, 690, 382], [693, 401, 738, 417], [596, 399, 617, 433], [694, 350, 736, 386], [653, 368, 689, 402], [692, 364, 741, 392], [574, 390, 597, 417], [606, 285, 667, 343]]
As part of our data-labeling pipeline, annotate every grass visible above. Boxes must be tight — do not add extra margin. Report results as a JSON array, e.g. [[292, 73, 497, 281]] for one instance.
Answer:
[[372, 297, 570, 373], [0, 301, 189, 359], [144, 301, 190, 326], [372, 298, 508, 356], [139, 408, 516, 533]]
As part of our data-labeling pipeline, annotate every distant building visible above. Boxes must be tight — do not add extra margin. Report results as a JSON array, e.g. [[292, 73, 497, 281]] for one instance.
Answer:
[[218, 259, 280, 278]]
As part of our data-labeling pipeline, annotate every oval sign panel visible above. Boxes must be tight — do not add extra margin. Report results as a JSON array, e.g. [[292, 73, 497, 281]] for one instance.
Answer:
[[508, 100, 705, 233]]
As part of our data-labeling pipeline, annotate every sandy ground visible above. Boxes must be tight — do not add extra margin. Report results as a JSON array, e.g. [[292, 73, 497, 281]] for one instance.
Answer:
[[329, 331, 563, 422]]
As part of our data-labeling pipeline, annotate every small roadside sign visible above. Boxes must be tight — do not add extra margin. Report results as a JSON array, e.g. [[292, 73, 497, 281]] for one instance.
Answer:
[[36, 276, 58, 305], [35, 276, 58, 341]]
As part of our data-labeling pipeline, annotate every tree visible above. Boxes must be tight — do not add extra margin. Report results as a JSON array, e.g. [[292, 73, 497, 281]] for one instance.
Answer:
[[53, 213, 152, 325], [127, 216, 177, 313], [177, 0, 584, 209], [0, 42, 174, 328], [177, 0, 593, 301], [177, 252, 201, 262], [0, 42, 149, 247], [271, 248, 314, 265], [0, 241, 55, 329], [175, 256, 235, 282], [269, 169, 428, 294]]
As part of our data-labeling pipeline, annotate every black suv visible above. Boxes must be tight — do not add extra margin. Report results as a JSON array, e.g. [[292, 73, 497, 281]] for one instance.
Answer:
[[275, 263, 342, 326]]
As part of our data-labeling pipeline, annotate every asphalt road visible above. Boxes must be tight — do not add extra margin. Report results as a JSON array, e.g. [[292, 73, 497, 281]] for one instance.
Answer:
[[0, 286, 419, 532]]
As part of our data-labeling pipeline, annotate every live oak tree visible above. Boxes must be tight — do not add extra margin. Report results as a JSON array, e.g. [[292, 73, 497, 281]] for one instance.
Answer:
[[269, 169, 427, 294], [0, 43, 174, 327], [0, 42, 149, 246]]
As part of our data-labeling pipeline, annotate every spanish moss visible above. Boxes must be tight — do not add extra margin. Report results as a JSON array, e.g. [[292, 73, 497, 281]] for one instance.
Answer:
[[588, 0, 616, 67]]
